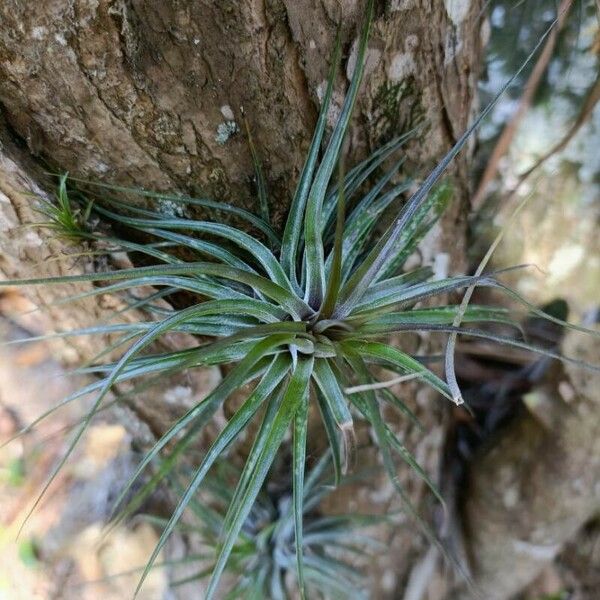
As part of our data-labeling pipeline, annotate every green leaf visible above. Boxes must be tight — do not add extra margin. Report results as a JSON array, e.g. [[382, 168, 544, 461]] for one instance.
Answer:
[[335, 18, 565, 318], [3, 298, 295, 348], [64, 177, 280, 246], [356, 305, 519, 332], [312, 359, 355, 474], [495, 280, 600, 339], [321, 129, 418, 240], [12, 319, 247, 344], [304, 0, 374, 307], [133, 227, 259, 273], [34, 173, 89, 241], [110, 335, 296, 522], [134, 355, 291, 595], [79, 232, 185, 265], [337, 171, 411, 282], [321, 160, 347, 318], [315, 389, 343, 486], [428, 326, 600, 373], [293, 387, 309, 600], [94, 207, 293, 292], [383, 424, 445, 507], [280, 29, 343, 292], [343, 351, 449, 556], [378, 182, 453, 280], [217, 387, 283, 554], [22, 306, 283, 533], [204, 356, 314, 600], [50, 274, 251, 309], [341, 340, 452, 400], [378, 388, 423, 432], [351, 274, 493, 315], [0, 261, 311, 318]]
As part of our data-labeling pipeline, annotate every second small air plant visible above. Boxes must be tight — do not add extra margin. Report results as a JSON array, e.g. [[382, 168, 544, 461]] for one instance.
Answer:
[[142, 454, 380, 599], [2, 1, 599, 598]]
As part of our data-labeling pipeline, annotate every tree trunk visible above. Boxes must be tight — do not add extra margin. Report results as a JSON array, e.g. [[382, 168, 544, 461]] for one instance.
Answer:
[[0, 1, 489, 597], [450, 332, 600, 600]]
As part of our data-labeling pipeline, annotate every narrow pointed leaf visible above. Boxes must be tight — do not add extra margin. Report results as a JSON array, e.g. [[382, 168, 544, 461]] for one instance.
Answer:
[[94, 207, 293, 292], [64, 177, 280, 246], [110, 335, 296, 520], [293, 390, 309, 600], [335, 17, 564, 317], [204, 356, 313, 600], [315, 389, 343, 485], [321, 160, 346, 318], [312, 359, 355, 473], [321, 129, 418, 239], [134, 355, 290, 594], [280, 29, 343, 290], [378, 183, 453, 280], [304, 0, 374, 306], [0, 261, 311, 318], [341, 340, 452, 400]]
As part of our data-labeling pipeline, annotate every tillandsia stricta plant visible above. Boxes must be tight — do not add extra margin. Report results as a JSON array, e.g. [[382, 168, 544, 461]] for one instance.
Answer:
[[132, 454, 381, 599], [2, 1, 600, 598]]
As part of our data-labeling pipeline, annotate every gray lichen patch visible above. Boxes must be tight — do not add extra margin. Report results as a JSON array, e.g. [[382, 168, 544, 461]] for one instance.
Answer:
[[220, 104, 235, 121], [444, 0, 472, 28], [214, 120, 239, 145], [389, 0, 416, 11], [157, 197, 185, 218]]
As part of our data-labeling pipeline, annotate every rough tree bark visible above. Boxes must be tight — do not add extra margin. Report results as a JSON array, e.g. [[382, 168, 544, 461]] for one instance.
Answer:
[[6, 2, 589, 599], [450, 332, 600, 600]]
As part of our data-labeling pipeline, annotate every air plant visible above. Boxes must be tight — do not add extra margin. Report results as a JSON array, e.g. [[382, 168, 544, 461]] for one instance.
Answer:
[[78, 456, 378, 599], [143, 454, 380, 599], [1, 1, 598, 598], [32, 173, 93, 242]]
